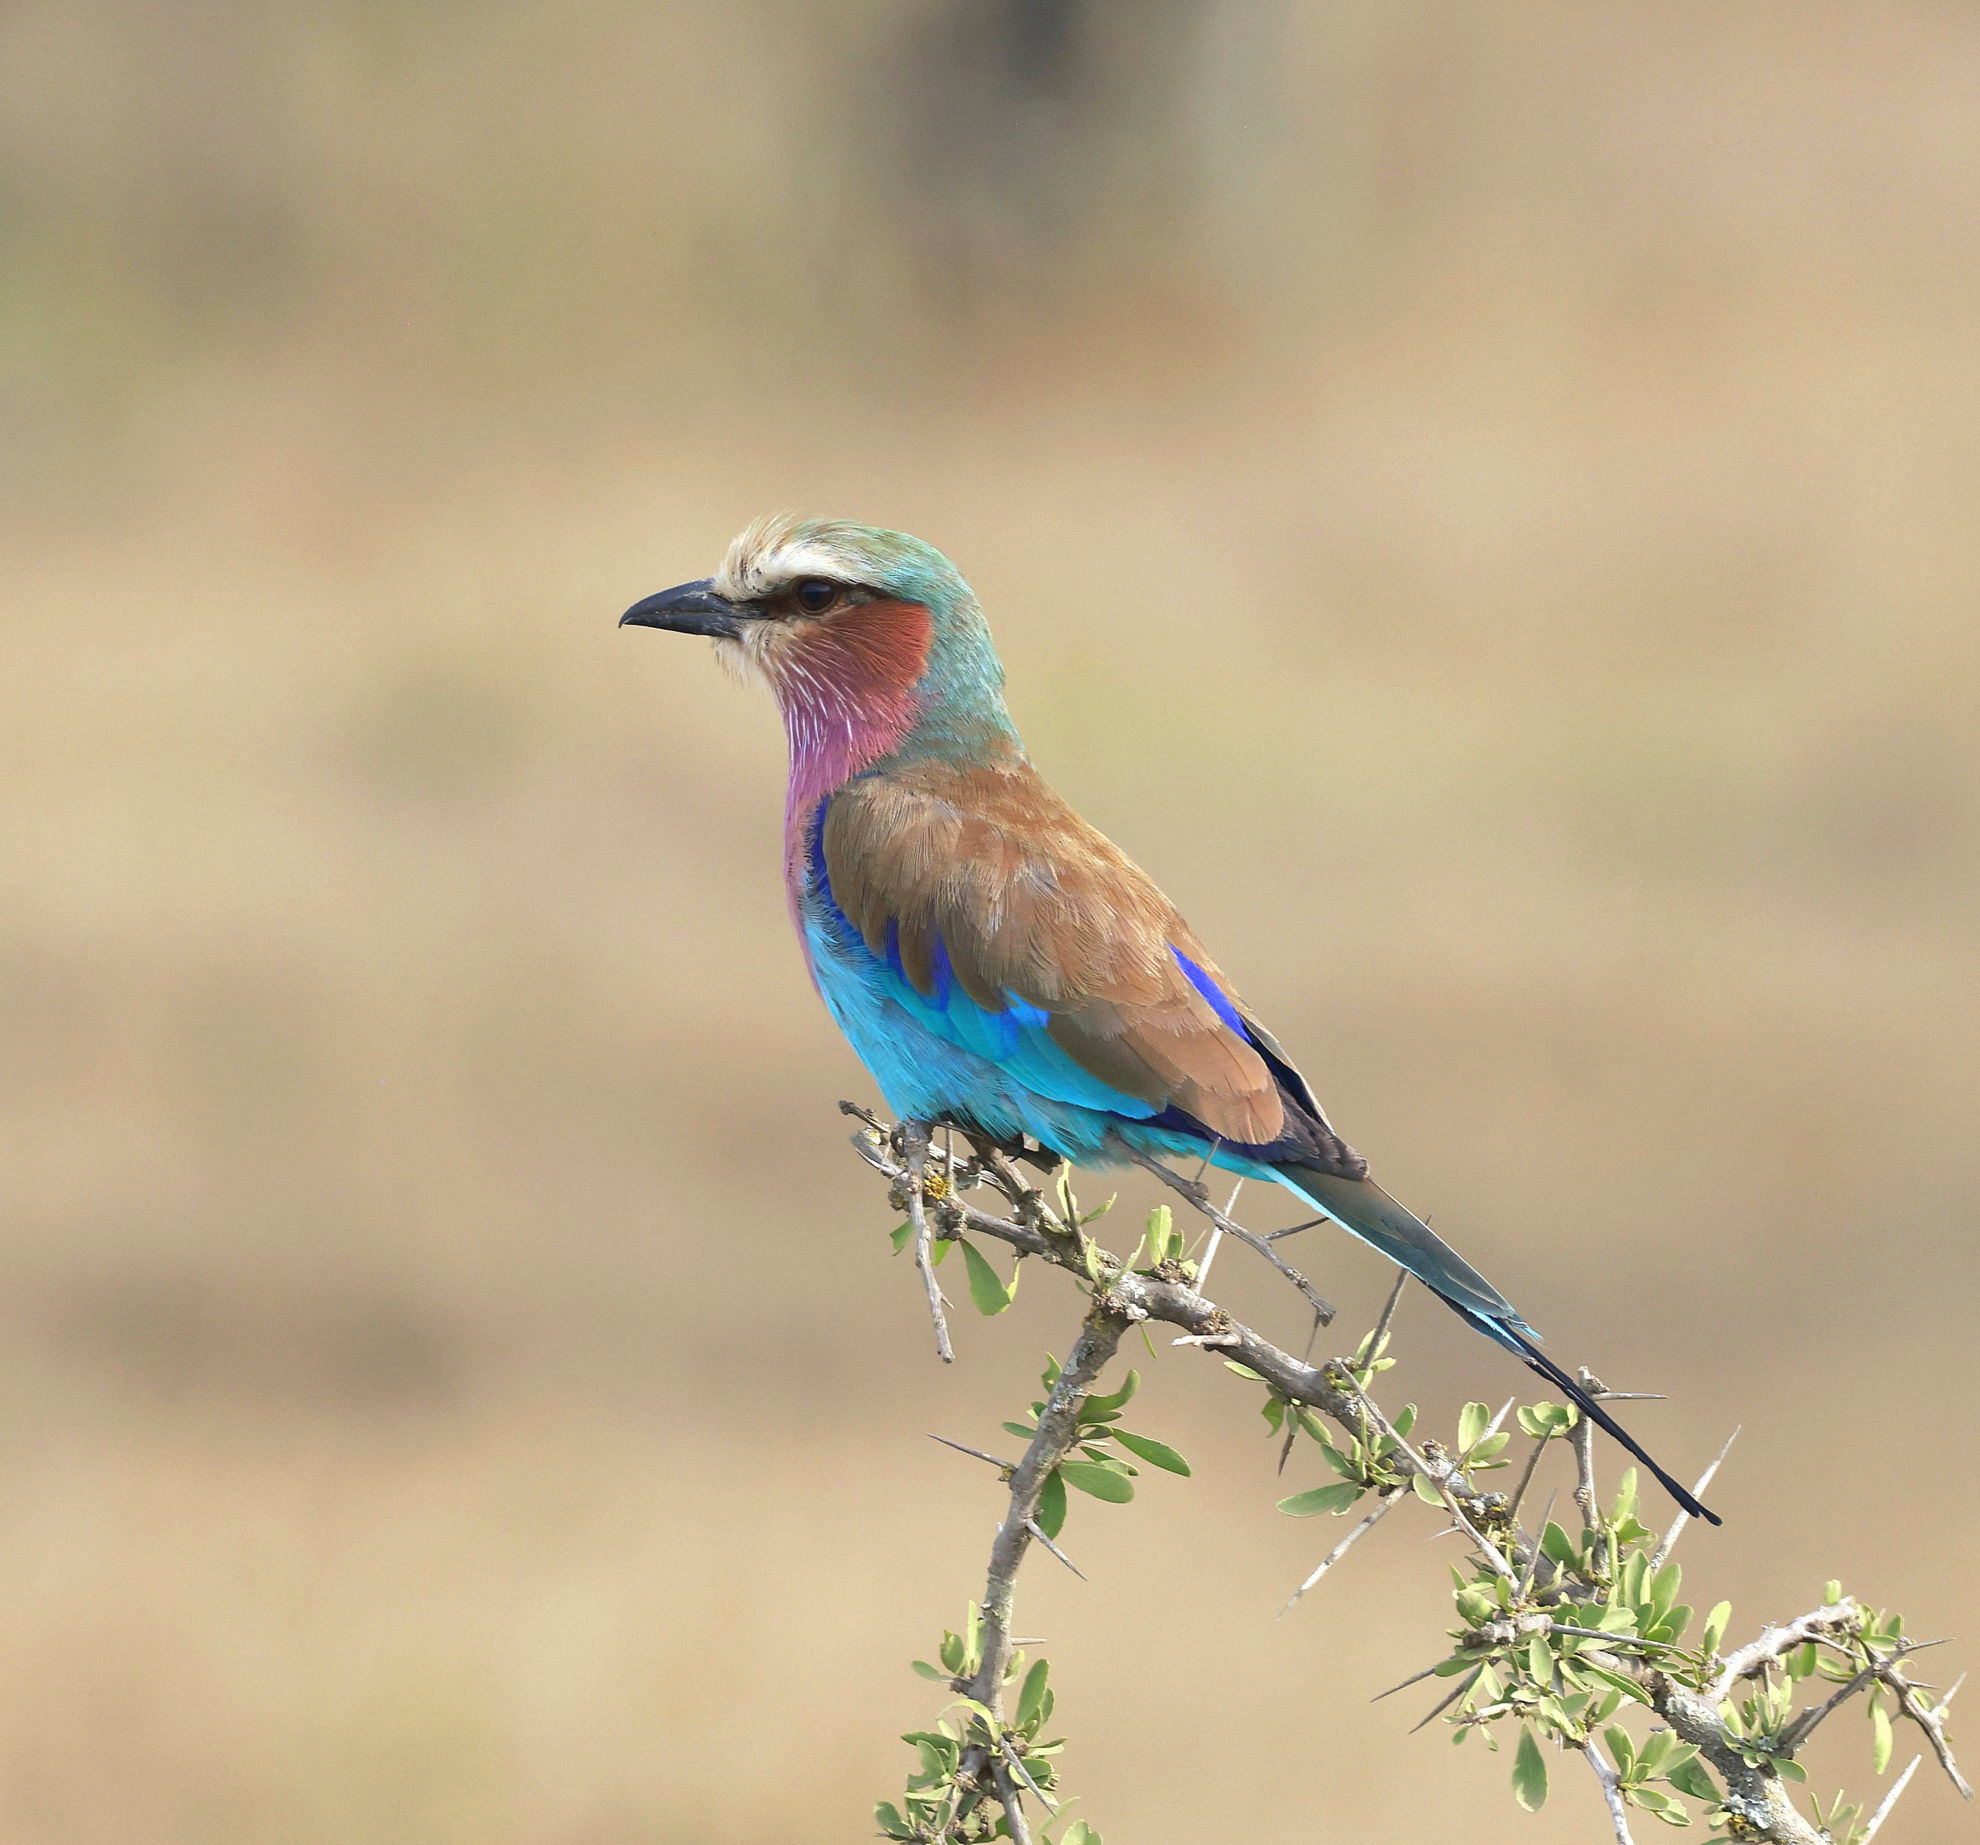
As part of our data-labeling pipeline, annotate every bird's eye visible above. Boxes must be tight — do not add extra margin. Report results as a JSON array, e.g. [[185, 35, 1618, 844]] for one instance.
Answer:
[[794, 578, 838, 614]]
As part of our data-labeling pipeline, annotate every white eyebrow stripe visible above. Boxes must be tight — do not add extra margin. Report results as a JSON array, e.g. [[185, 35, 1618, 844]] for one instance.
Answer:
[[722, 537, 865, 600]]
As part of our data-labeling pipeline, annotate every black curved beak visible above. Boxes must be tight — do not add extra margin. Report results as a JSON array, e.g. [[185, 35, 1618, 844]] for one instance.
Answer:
[[619, 579, 751, 639]]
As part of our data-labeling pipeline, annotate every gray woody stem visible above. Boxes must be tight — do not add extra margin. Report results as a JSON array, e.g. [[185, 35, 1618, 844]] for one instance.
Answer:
[[1584, 1737, 1638, 1845], [955, 1305, 1128, 1833], [901, 1120, 954, 1364]]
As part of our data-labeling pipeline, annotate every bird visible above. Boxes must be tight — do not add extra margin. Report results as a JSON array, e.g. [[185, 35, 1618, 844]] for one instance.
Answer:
[[622, 513, 1718, 1524]]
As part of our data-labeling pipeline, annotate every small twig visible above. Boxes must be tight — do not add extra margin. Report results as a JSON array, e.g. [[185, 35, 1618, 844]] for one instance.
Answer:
[[1859, 1755, 1923, 1843], [1470, 1396, 1517, 1458], [901, 1121, 954, 1364], [1550, 1622, 1685, 1655], [1881, 1656, 1972, 1798], [1712, 1602, 1860, 1700], [1584, 1736, 1639, 1845], [1515, 1491, 1558, 1600], [1652, 1426, 1740, 1567], [1113, 1139, 1335, 1322], [952, 1307, 1130, 1833], [1775, 1645, 1949, 1759], [1776, 1658, 1879, 1754], [1369, 1269, 1409, 1352], [1280, 1488, 1404, 1615], [1508, 1433, 1551, 1523], [1572, 1366, 1602, 1532], [1277, 1309, 1329, 1474], [988, 1760, 1035, 1845], [1353, 1390, 1516, 1583], [1199, 1178, 1241, 1291]]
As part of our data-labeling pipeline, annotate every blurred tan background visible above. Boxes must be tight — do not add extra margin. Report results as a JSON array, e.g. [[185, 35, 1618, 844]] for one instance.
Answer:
[[3, 2, 1978, 1840]]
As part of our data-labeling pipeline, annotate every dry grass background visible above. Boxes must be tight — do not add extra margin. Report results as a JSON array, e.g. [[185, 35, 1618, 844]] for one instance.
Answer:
[[3, 2, 1978, 1840]]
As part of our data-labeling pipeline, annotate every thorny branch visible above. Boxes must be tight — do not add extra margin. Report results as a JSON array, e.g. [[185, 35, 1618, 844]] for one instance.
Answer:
[[851, 1107, 1965, 1845], [1584, 1736, 1638, 1845], [953, 1310, 1127, 1836]]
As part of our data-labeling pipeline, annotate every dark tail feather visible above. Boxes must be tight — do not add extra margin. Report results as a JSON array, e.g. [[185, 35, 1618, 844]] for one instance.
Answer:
[[1276, 1166, 1721, 1527], [1490, 1321, 1719, 1527]]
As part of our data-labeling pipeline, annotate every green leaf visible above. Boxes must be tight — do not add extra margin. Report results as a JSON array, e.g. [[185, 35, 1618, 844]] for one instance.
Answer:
[[1223, 1362, 1265, 1382], [1113, 1429, 1191, 1476], [911, 1659, 951, 1682], [951, 1696, 999, 1732], [1666, 1756, 1718, 1802], [1458, 1401, 1491, 1450], [1871, 1699, 1893, 1774], [1701, 1602, 1732, 1656], [1059, 1824, 1098, 1845], [959, 1240, 1014, 1314], [1518, 1401, 1578, 1437], [1144, 1203, 1175, 1264], [1541, 1521, 1579, 1570], [1455, 1586, 1498, 1624], [1606, 1725, 1636, 1776], [1086, 1370, 1139, 1415], [889, 1222, 913, 1254], [1003, 1421, 1039, 1441], [1578, 1662, 1653, 1707], [1037, 1469, 1068, 1540], [1411, 1472, 1444, 1506], [1059, 1460, 1135, 1503], [1075, 1449, 1134, 1474], [1277, 1482, 1361, 1517], [1016, 1659, 1050, 1731], [1636, 1730, 1677, 1776], [1525, 1633, 1553, 1686], [1513, 1726, 1549, 1812], [1630, 1786, 1691, 1824]]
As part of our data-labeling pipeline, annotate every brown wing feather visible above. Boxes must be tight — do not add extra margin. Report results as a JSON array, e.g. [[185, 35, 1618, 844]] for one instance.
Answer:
[[822, 756, 1287, 1146]]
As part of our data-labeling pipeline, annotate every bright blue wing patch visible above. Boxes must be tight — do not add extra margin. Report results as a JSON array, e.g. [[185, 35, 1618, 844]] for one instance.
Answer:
[[808, 803, 1160, 1120], [1172, 947, 1245, 1033]]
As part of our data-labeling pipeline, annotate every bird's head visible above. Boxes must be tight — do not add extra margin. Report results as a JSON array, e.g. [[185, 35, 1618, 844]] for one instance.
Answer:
[[622, 515, 1015, 787]]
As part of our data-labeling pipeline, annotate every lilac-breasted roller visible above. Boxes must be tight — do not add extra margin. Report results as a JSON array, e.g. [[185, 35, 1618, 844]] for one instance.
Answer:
[[622, 514, 1716, 1523]]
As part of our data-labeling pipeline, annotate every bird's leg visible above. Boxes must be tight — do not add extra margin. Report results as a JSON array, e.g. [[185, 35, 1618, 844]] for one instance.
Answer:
[[1108, 1134, 1336, 1325], [899, 1119, 954, 1364]]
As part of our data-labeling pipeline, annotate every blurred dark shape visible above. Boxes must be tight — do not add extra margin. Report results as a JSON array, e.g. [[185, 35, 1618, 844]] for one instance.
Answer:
[[54, 1270, 462, 1410], [863, 0, 1270, 318]]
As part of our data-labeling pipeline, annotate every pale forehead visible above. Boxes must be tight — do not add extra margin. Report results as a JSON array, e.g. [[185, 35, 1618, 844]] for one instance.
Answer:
[[715, 516, 866, 600]]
